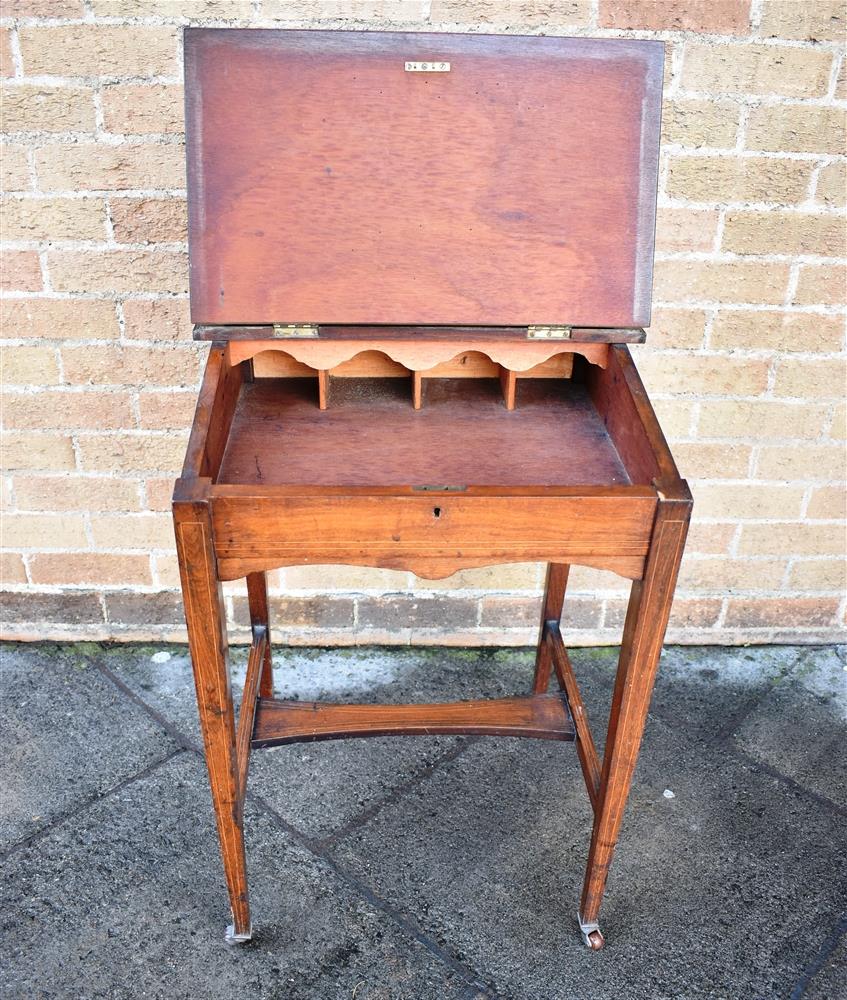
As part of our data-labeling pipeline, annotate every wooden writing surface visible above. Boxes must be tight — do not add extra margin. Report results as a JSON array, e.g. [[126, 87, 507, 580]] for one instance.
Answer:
[[185, 29, 663, 330]]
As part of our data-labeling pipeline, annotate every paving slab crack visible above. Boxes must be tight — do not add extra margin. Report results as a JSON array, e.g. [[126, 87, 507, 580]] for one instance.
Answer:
[[250, 791, 503, 1000], [0, 746, 186, 864], [316, 736, 480, 851], [789, 910, 846, 1000], [731, 745, 847, 820], [94, 663, 503, 997]]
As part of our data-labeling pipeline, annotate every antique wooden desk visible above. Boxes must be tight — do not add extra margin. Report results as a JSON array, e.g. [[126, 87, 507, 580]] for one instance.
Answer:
[[174, 28, 691, 950]]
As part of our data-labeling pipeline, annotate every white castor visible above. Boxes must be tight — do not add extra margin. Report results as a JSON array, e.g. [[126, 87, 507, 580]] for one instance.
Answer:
[[577, 912, 605, 950]]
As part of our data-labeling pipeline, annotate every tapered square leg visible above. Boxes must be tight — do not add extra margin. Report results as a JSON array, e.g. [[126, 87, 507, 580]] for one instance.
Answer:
[[579, 495, 691, 946], [246, 572, 274, 698], [533, 563, 569, 693], [174, 497, 252, 942]]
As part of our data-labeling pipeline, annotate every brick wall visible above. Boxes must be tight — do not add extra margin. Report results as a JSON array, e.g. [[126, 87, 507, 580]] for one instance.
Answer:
[[1, 0, 845, 647]]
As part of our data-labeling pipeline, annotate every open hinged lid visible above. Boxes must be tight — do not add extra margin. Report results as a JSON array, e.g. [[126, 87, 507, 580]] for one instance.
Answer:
[[185, 29, 663, 339]]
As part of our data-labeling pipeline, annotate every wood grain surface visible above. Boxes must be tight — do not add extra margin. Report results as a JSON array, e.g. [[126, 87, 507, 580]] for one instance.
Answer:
[[185, 29, 663, 328]]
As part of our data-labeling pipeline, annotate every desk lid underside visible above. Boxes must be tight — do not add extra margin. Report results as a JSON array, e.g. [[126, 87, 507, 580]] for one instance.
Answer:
[[185, 29, 663, 333]]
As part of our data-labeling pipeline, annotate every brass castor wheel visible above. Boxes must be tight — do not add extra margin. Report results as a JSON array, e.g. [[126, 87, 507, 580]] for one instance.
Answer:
[[586, 928, 605, 951], [577, 912, 604, 950]]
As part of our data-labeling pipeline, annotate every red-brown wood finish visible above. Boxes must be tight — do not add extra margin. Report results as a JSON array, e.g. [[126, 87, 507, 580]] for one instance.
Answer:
[[252, 693, 575, 747], [175, 26, 688, 952], [185, 30, 662, 328]]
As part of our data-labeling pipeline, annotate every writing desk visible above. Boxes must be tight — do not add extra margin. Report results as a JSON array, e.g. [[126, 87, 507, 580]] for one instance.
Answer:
[[174, 28, 691, 949]]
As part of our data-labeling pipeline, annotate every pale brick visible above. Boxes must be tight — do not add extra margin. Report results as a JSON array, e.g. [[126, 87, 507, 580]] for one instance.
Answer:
[[13, 475, 141, 512], [144, 478, 174, 511], [815, 162, 846, 209], [61, 344, 201, 387], [34, 144, 185, 193], [646, 308, 707, 349], [759, 0, 846, 42], [756, 444, 847, 481], [77, 433, 187, 473], [109, 197, 187, 244], [0, 552, 27, 585], [830, 402, 846, 439], [429, 1, 591, 25], [685, 521, 736, 555], [28, 552, 151, 586], [1, 0, 83, 14], [691, 483, 805, 519], [679, 556, 787, 591], [102, 84, 184, 135], [122, 298, 190, 341], [666, 155, 813, 205], [807, 486, 847, 520], [0, 84, 95, 134], [90, 512, 174, 549], [654, 207, 719, 253], [772, 359, 846, 399], [282, 564, 410, 591], [667, 598, 722, 629], [725, 597, 839, 628], [152, 553, 181, 588], [2, 345, 59, 385], [788, 559, 846, 591], [837, 58, 847, 100], [18, 26, 178, 79], [137, 390, 196, 428], [640, 352, 770, 396], [653, 259, 791, 305], [1, 250, 42, 291], [3, 432, 76, 471], [47, 250, 188, 294], [424, 563, 539, 591], [792, 264, 846, 307], [1, 299, 119, 340], [600, 0, 750, 33], [672, 442, 751, 478], [2, 390, 134, 430], [1, 196, 107, 241], [650, 398, 695, 438], [1, 145, 30, 192], [746, 106, 847, 154], [682, 42, 832, 97], [722, 211, 847, 257], [710, 311, 845, 353], [2, 512, 87, 549], [662, 99, 740, 149], [739, 522, 846, 556], [90, 0, 253, 16], [698, 399, 831, 440], [1, 28, 14, 79]]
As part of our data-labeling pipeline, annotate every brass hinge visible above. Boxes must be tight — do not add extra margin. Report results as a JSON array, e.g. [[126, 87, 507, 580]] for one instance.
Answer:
[[527, 325, 572, 340], [272, 323, 319, 338]]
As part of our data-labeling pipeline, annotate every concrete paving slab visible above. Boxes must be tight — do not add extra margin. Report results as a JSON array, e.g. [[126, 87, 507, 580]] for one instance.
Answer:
[[3, 641, 845, 999], [330, 718, 847, 999], [0, 753, 477, 1000], [733, 645, 847, 808], [107, 645, 540, 842], [0, 643, 180, 852]]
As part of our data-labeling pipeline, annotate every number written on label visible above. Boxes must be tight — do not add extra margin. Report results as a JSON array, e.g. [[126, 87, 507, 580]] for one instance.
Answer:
[[405, 61, 451, 72]]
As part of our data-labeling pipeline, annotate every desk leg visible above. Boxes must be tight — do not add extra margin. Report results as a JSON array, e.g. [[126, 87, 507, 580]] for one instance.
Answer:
[[533, 563, 569, 693], [174, 501, 252, 943], [246, 572, 274, 698], [578, 500, 690, 949]]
